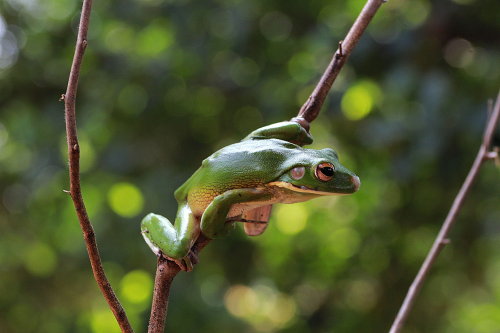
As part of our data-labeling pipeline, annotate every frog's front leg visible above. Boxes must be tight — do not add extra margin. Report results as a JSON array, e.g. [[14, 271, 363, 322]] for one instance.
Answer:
[[141, 203, 200, 271], [200, 188, 272, 239]]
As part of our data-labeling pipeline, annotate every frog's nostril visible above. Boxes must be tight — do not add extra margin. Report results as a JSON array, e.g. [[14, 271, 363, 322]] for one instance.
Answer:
[[351, 176, 361, 192]]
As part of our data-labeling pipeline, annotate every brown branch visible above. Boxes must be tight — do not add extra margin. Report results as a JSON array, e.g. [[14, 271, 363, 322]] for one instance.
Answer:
[[389, 91, 500, 333], [295, 0, 385, 127], [148, 235, 211, 333], [148, 257, 179, 332], [63, 1, 133, 332]]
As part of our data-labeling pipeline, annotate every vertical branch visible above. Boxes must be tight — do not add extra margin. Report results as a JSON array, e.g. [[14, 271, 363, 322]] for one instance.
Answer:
[[296, 0, 385, 125], [148, 257, 179, 333], [147, 235, 211, 333], [389, 91, 500, 333], [63, 1, 133, 332]]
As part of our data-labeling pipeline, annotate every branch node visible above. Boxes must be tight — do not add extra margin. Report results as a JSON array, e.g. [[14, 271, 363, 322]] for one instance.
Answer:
[[63, 189, 71, 195], [336, 40, 344, 59], [59, 94, 66, 102], [440, 238, 451, 245], [73, 144, 79, 152], [484, 151, 498, 161]]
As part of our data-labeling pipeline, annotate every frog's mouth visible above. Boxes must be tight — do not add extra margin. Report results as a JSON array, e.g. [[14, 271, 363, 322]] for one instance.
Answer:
[[268, 181, 349, 196]]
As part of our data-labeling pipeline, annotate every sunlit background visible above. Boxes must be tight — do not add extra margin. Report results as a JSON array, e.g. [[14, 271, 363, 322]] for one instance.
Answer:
[[1, 0, 499, 332]]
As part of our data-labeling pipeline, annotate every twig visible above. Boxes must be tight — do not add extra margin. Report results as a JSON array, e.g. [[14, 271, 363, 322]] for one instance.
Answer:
[[295, 0, 385, 126], [147, 1, 386, 331], [64, 1, 133, 332], [389, 91, 500, 333], [148, 235, 211, 333], [148, 257, 179, 333]]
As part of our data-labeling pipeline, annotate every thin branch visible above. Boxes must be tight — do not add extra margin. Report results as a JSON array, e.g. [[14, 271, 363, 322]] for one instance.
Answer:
[[148, 235, 211, 333], [64, 1, 133, 332], [389, 91, 500, 333], [295, 0, 385, 126], [147, 1, 386, 331], [148, 257, 178, 333]]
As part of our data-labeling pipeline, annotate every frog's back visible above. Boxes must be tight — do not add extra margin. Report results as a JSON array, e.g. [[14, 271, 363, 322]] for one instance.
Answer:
[[175, 139, 309, 215]]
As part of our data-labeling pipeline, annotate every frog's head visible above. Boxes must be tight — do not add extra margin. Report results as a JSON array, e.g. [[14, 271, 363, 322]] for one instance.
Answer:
[[271, 148, 360, 196]]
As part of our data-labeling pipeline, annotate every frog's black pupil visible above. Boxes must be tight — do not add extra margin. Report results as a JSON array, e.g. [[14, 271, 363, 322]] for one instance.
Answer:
[[321, 167, 334, 176]]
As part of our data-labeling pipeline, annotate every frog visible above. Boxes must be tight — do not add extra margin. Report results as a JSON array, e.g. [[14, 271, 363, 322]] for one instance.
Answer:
[[141, 119, 360, 271]]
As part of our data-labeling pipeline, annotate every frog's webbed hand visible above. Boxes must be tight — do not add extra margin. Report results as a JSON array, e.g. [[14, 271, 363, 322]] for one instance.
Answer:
[[225, 205, 272, 236], [141, 204, 200, 271], [243, 121, 313, 146], [242, 205, 273, 236], [200, 188, 273, 239]]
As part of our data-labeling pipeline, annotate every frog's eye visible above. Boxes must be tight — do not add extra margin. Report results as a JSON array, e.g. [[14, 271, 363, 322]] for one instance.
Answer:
[[315, 162, 335, 181], [290, 166, 305, 180]]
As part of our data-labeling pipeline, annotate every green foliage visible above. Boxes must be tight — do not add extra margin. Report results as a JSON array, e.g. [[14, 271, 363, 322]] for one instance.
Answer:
[[0, 0, 499, 332]]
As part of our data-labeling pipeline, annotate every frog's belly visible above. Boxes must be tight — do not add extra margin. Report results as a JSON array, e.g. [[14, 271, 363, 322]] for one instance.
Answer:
[[188, 197, 271, 219], [189, 185, 319, 219]]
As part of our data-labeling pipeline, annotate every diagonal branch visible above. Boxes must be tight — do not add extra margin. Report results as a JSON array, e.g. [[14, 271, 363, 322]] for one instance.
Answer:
[[389, 91, 500, 333], [295, 0, 385, 127], [147, 1, 385, 332], [63, 0, 133, 332]]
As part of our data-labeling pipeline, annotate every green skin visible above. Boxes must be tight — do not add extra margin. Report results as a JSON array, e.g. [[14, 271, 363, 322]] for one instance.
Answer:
[[141, 121, 360, 271]]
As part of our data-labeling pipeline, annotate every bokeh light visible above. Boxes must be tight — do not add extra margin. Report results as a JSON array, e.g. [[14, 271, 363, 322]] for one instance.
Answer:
[[341, 80, 382, 120], [275, 204, 308, 235], [120, 270, 153, 305], [443, 38, 475, 68], [23, 242, 57, 277], [107, 182, 144, 218], [90, 308, 121, 333], [224, 283, 297, 331]]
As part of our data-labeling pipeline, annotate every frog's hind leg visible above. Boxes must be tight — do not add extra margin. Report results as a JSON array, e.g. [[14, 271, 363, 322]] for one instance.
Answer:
[[141, 204, 200, 271], [200, 188, 272, 239]]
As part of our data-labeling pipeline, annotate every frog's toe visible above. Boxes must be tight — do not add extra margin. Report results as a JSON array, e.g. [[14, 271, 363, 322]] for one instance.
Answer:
[[170, 257, 187, 271], [141, 229, 161, 256], [168, 256, 194, 272], [189, 250, 199, 265], [183, 257, 194, 272]]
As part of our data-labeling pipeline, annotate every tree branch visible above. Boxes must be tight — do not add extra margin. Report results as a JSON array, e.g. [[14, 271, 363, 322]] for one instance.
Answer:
[[147, 1, 385, 331], [389, 91, 500, 333], [63, 1, 133, 332], [295, 0, 385, 127], [148, 235, 211, 333], [148, 257, 178, 332]]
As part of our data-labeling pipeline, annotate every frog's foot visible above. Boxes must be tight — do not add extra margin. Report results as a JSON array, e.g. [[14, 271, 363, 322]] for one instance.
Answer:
[[165, 250, 198, 272], [141, 211, 200, 267], [141, 229, 161, 256]]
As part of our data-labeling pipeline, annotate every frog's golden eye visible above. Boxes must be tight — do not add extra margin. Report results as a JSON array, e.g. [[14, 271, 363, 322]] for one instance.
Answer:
[[290, 166, 305, 180], [315, 162, 335, 181]]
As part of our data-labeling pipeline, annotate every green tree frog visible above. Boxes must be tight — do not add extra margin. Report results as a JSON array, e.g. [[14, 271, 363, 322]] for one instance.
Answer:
[[141, 120, 360, 271]]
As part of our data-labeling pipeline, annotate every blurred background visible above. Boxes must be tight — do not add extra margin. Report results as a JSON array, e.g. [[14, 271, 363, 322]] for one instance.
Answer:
[[0, 0, 499, 332]]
